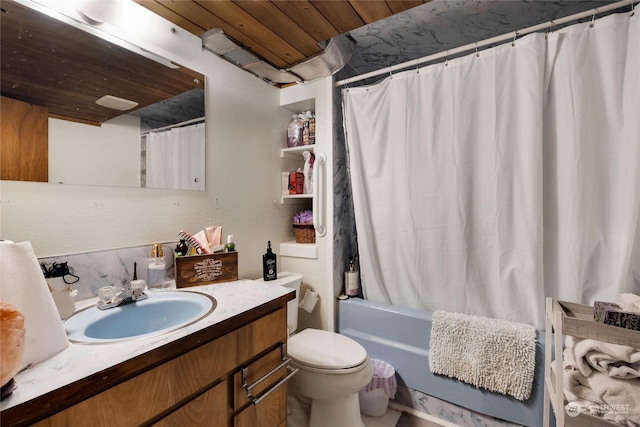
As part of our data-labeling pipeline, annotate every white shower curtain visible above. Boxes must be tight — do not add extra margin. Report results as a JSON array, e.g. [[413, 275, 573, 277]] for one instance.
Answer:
[[146, 123, 205, 191], [343, 12, 639, 328]]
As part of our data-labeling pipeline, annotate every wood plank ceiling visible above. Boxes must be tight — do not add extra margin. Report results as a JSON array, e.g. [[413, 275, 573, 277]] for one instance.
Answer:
[[134, 0, 429, 70]]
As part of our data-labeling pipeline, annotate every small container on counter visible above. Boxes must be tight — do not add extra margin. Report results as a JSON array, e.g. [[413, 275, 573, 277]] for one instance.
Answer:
[[147, 243, 168, 289]]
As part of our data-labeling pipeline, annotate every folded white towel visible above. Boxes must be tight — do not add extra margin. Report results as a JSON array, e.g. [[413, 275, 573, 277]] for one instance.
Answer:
[[562, 362, 640, 427], [566, 336, 640, 379]]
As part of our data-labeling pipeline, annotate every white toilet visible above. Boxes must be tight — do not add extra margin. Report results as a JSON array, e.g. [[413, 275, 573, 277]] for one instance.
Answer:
[[255, 272, 373, 427]]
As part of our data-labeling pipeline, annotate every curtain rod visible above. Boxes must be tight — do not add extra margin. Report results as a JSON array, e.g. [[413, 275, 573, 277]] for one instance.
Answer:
[[141, 116, 205, 136], [335, 0, 636, 87]]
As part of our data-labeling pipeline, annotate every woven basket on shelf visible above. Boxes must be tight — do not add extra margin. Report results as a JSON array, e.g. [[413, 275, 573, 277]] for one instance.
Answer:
[[293, 223, 315, 243]]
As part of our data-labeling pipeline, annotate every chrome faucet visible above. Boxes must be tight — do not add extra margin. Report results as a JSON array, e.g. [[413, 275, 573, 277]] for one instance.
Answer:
[[97, 262, 148, 310], [97, 282, 147, 310]]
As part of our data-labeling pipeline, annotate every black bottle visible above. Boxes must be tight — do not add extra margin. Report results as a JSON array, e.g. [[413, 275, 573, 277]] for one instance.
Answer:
[[263, 241, 277, 281], [175, 239, 188, 257]]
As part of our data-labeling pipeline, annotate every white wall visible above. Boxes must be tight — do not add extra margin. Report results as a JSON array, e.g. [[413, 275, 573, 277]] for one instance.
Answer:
[[0, 50, 293, 281]]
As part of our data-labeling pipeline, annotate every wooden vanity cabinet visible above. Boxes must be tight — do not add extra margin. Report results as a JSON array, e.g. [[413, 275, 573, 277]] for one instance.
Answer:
[[32, 307, 289, 427]]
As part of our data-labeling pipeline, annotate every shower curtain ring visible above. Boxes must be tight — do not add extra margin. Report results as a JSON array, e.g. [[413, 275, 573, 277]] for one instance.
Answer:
[[511, 31, 518, 46], [545, 20, 555, 39], [631, 1, 635, 17], [475, 43, 479, 58], [590, 9, 597, 27]]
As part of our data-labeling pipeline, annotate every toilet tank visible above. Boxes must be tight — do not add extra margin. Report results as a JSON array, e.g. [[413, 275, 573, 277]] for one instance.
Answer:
[[254, 271, 302, 334]]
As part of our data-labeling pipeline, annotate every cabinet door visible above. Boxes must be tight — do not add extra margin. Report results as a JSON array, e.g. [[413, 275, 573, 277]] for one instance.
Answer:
[[0, 96, 48, 182], [152, 380, 228, 427], [233, 382, 288, 427]]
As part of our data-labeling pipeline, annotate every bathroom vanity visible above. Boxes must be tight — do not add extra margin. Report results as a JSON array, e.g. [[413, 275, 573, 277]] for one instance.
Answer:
[[0, 280, 294, 427]]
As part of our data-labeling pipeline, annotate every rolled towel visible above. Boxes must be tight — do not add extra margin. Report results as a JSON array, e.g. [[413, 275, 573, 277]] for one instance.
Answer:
[[566, 336, 640, 379], [616, 293, 640, 313]]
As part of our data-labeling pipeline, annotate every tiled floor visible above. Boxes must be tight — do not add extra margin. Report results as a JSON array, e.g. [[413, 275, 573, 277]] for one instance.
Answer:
[[362, 407, 402, 427], [288, 396, 448, 427], [363, 406, 449, 427]]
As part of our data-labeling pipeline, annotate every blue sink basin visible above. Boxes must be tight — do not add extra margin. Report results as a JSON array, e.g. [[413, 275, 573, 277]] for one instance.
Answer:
[[64, 291, 216, 343]]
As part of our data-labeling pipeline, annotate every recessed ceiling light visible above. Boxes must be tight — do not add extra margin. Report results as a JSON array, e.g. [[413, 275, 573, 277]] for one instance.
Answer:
[[95, 95, 139, 111]]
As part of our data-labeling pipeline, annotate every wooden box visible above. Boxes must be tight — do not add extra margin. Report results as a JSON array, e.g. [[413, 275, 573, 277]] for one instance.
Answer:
[[175, 251, 238, 288]]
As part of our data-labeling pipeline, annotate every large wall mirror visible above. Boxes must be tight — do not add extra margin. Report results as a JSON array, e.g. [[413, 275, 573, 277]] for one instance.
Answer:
[[0, 0, 206, 190]]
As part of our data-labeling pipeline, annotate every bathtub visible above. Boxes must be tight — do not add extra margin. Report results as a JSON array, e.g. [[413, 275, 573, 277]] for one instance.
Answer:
[[338, 298, 548, 427]]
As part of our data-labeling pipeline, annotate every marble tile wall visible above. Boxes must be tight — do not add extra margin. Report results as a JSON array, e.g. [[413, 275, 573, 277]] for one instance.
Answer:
[[395, 386, 522, 427], [38, 242, 178, 300], [332, 84, 360, 295]]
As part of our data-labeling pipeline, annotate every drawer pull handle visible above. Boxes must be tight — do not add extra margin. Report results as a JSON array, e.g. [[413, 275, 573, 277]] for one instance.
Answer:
[[242, 358, 298, 405], [251, 365, 298, 405]]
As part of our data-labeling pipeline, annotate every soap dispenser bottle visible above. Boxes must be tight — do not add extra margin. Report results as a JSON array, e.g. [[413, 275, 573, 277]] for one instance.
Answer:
[[148, 243, 167, 289], [263, 241, 277, 281]]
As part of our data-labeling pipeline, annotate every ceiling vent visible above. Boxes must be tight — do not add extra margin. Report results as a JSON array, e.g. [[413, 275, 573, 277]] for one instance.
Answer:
[[95, 95, 139, 111], [201, 30, 355, 85]]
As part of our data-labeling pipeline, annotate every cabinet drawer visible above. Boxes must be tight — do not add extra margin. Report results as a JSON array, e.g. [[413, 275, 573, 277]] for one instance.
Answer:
[[233, 378, 288, 427], [152, 380, 228, 426], [234, 345, 294, 409], [233, 343, 297, 427]]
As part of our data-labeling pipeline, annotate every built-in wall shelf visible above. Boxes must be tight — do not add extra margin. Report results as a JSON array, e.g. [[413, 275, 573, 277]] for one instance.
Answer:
[[280, 241, 318, 259], [281, 194, 312, 204], [280, 145, 315, 159], [280, 145, 315, 203]]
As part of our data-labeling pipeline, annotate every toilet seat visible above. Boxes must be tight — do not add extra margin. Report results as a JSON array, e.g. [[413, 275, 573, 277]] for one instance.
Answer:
[[288, 328, 368, 371]]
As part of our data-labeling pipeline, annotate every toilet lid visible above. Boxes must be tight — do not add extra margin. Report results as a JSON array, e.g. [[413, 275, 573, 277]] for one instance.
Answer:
[[288, 329, 368, 369]]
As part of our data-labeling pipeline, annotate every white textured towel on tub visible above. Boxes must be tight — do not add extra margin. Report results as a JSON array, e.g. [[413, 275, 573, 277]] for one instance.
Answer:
[[429, 310, 537, 401]]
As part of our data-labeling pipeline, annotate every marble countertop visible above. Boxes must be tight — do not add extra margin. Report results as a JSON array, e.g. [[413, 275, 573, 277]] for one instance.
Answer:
[[0, 279, 293, 413]]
